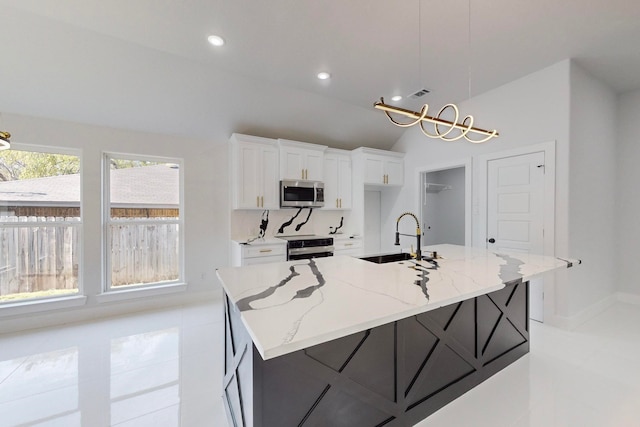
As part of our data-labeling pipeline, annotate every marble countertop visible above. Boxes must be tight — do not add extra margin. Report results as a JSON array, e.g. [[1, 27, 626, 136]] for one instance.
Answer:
[[216, 244, 579, 360]]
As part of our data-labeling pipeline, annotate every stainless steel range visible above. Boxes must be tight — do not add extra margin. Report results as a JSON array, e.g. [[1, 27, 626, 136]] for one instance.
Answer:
[[279, 235, 334, 261]]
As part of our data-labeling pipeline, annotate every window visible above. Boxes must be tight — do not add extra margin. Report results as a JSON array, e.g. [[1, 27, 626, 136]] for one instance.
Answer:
[[0, 147, 81, 303], [104, 154, 183, 291]]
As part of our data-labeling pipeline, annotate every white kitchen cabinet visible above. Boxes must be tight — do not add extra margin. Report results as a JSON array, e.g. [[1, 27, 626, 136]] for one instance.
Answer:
[[353, 147, 405, 186], [323, 149, 352, 209], [333, 237, 363, 256], [231, 134, 279, 210], [278, 139, 327, 181], [231, 240, 287, 266]]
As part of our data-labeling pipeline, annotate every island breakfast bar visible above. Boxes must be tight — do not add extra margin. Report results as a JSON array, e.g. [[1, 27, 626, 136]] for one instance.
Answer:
[[216, 244, 578, 426]]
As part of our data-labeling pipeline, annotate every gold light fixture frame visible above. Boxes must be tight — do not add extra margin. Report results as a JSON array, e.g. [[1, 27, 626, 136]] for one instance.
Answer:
[[374, 98, 498, 143], [374, 0, 499, 143], [0, 131, 10, 151]]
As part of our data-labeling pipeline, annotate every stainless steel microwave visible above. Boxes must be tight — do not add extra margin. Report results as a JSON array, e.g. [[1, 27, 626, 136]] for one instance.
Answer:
[[280, 180, 325, 208]]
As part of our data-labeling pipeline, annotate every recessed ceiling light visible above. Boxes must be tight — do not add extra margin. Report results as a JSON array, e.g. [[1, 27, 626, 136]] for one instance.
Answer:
[[207, 35, 225, 47], [317, 72, 331, 80], [391, 95, 403, 102]]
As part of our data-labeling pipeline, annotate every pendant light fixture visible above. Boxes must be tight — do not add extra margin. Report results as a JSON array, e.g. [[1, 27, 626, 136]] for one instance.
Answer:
[[0, 131, 10, 150], [374, 0, 498, 143], [0, 113, 10, 151]]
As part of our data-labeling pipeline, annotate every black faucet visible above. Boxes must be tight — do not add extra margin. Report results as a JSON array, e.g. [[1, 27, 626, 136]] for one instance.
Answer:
[[395, 212, 421, 260]]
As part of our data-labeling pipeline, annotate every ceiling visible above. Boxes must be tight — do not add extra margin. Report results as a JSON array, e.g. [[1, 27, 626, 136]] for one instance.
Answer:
[[1, 0, 640, 150]]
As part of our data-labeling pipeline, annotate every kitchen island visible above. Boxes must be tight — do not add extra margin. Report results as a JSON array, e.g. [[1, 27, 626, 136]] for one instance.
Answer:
[[217, 244, 578, 426]]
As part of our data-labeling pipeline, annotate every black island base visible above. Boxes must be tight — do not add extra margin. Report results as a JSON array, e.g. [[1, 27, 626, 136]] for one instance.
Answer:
[[223, 280, 529, 426]]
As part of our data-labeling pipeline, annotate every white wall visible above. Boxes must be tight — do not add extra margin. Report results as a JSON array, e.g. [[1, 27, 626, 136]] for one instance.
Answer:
[[567, 62, 617, 315], [0, 113, 228, 333], [616, 89, 640, 296]]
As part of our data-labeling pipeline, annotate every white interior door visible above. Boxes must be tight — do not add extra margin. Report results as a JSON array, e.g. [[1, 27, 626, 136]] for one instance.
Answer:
[[487, 151, 545, 322], [364, 190, 381, 255]]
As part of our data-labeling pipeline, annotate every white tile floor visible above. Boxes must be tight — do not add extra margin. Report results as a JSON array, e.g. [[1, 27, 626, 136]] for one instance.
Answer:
[[1, 298, 639, 427]]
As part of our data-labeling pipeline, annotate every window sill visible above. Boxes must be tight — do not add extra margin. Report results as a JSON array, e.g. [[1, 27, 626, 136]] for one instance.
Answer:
[[96, 282, 187, 304], [0, 295, 88, 317]]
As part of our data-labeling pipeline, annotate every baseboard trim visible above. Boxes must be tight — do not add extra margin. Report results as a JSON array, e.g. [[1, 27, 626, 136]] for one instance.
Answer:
[[0, 289, 222, 335], [545, 294, 617, 330], [616, 292, 640, 306]]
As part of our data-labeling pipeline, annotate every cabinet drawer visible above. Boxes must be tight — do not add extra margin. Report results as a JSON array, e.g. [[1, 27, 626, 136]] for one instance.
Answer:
[[243, 254, 286, 265], [334, 239, 362, 251], [242, 244, 286, 258]]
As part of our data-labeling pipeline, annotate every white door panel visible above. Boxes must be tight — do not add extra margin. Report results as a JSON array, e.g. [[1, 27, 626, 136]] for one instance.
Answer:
[[487, 151, 545, 322]]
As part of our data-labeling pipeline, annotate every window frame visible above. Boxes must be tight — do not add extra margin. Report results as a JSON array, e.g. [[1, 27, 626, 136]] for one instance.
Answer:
[[0, 142, 84, 306], [102, 152, 184, 293]]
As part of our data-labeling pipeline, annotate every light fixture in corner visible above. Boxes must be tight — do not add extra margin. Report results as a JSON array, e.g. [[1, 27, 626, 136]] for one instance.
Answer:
[[0, 130, 10, 151], [373, 0, 498, 143]]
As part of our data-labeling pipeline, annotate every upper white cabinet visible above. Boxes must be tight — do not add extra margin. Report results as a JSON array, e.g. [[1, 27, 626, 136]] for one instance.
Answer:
[[230, 134, 280, 210], [278, 139, 327, 181], [353, 147, 405, 186], [323, 149, 352, 210]]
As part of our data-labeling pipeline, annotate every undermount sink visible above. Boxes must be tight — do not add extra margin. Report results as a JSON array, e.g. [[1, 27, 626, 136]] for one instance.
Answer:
[[359, 252, 414, 264]]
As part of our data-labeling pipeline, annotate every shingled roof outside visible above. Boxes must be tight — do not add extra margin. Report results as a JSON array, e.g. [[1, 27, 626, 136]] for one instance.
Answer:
[[0, 164, 179, 208]]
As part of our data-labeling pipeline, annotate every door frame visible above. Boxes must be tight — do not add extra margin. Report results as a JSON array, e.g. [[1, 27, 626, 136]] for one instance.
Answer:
[[415, 158, 473, 247], [475, 141, 556, 255]]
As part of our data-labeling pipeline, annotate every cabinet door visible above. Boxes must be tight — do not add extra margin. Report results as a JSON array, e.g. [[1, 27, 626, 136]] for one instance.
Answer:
[[305, 150, 324, 181], [364, 156, 385, 184], [385, 158, 404, 186], [338, 156, 352, 209], [261, 146, 280, 209], [323, 155, 340, 209], [281, 147, 306, 180], [235, 143, 262, 209]]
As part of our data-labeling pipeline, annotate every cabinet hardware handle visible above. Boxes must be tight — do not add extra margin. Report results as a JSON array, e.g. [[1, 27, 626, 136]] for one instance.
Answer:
[[256, 196, 260, 207], [261, 196, 264, 207], [336, 198, 339, 208], [259, 249, 273, 253], [345, 243, 353, 246], [339, 198, 342, 208], [301, 169, 304, 179], [305, 169, 308, 179]]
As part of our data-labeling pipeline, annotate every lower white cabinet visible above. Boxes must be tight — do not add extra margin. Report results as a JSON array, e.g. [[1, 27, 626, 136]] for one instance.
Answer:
[[231, 240, 286, 266], [333, 237, 363, 257]]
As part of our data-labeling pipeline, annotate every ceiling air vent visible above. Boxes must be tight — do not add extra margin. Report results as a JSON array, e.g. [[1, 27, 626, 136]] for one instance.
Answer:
[[409, 88, 430, 99]]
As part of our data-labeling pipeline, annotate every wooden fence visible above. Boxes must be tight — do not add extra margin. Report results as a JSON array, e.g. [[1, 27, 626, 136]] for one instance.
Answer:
[[0, 217, 179, 298], [110, 221, 179, 287], [0, 218, 79, 298]]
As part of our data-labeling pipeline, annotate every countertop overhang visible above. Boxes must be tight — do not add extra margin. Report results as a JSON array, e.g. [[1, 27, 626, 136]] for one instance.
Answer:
[[216, 244, 578, 360]]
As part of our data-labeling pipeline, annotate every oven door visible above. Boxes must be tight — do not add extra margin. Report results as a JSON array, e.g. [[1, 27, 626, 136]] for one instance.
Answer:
[[287, 245, 334, 261]]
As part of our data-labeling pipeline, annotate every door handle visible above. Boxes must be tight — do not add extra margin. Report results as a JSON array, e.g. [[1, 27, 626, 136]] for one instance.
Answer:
[[487, 238, 496, 243]]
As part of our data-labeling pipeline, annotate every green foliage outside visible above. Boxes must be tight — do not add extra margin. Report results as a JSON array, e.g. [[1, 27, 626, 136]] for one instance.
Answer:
[[0, 151, 80, 181], [110, 158, 160, 170], [0, 151, 161, 181]]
